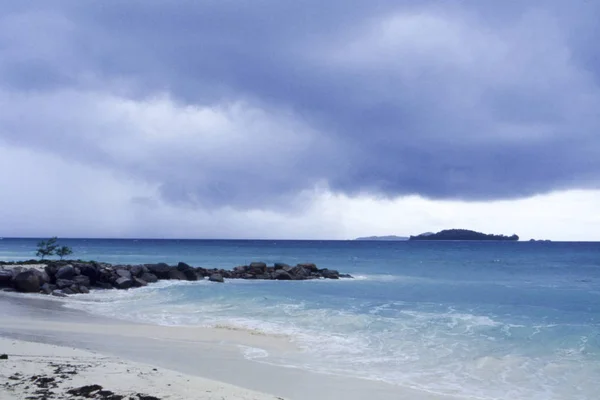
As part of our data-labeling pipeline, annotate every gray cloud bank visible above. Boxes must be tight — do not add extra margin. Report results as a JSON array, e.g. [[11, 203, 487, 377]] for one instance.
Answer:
[[1, 0, 600, 212]]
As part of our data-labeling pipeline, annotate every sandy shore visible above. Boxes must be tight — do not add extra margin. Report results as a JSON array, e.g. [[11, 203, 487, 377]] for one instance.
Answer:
[[0, 337, 284, 400], [0, 293, 452, 400]]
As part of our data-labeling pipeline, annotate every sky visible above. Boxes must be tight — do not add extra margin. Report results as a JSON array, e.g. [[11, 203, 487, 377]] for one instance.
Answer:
[[1, 0, 600, 240]]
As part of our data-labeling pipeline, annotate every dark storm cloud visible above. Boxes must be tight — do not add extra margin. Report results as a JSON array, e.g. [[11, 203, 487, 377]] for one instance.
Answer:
[[1, 0, 600, 209]]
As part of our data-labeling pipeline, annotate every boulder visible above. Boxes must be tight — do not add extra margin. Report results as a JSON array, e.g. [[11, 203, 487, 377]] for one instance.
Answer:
[[290, 266, 309, 279], [116, 269, 132, 279], [130, 265, 144, 277], [62, 287, 75, 295], [0, 270, 12, 287], [209, 273, 224, 283], [13, 270, 41, 293], [78, 265, 99, 284], [94, 281, 114, 290], [274, 263, 290, 270], [40, 283, 55, 295], [182, 269, 198, 281], [177, 262, 193, 271], [339, 273, 354, 279], [140, 272, 158, 283], [168, 269, 187, 280], [297, 263, 318, 271], [145, 263, 172, 279], [69, 284, 81, 294], [132, 277, 148, 287], [73, 275, 91, 288], [56, 265, 76, 280], [274, 270, 292, 280], [52, 290, 68, 297], [79, 285, 90, 294], [115, 277, 133, 289], [56, 279, 75, 289], [321, 269, 340, 279]]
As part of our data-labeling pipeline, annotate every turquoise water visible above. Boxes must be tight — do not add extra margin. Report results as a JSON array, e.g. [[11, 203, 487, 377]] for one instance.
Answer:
[[2, 238, 600, 399]]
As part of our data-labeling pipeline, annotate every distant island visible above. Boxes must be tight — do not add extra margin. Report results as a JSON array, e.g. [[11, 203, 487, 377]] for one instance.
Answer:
[[409, 229, 519, 241], [355, 235, 409, 241]]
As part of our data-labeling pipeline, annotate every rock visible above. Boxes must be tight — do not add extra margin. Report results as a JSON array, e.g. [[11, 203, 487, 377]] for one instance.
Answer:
[[13, 270, 41, 293], [115, 277, 133, 289], [40, 283, 55, 295], [132, 277, 148, 287], [56, 265, 76, 280], [290, 266, 309, 279], [177, 262, 193, 271], [145, 263, 172, 279], [140, 272, 158, 283], [116, 269, 132, 279], [274, 270, 292, 280], [0, 354, 7, 360], [52, 290, 68, 297], [56, 279, 75, 289], [274, 263, 290, 270], [209, 273, 224, 283], [297, 263, 318, 272], [62, 287, 75, 295], [2, 288, 16, 292], [79, 265, 99, 284], [94, 282, 114, 290], [321, 269, 340, 279], [73, 275, 91, 288], [339, 273, 354, 279], [130, 265, 144, 277], [67, 385, 103, 397], [182, 269, 198, 281], [69, 284, 82, 294], [168, 269, 187, 280], [0, 270, 12, 287], [79, 285, 90, 294]]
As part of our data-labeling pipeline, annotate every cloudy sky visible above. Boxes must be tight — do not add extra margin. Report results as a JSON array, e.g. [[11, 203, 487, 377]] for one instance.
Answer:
[[1, 0, 599, 240]]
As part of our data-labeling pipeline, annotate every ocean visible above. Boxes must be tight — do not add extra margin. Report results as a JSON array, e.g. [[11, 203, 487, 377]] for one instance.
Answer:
[[1, 238, 599, 399]]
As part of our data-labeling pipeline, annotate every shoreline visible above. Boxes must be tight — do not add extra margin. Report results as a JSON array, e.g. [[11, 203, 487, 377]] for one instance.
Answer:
[[0, 336, 285, 400], [0, 293, 451, 400]]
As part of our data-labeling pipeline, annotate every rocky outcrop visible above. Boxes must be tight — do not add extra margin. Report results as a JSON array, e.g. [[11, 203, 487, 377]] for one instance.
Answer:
[[13, 270, 42, 293], [0, 260, 353, 296]]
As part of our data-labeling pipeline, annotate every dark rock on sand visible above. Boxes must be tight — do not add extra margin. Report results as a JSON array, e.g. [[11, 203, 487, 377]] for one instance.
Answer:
[[56, 265, 76, 280], [274, 263, 290, 270], [0, 354, 7, 360], [40, 283, 55, 295], [56, 279, 75, 289], [132, 277, 148, 287], [73, 275, 91, 288], [209, 273, 224, 283], [130, 265, 145, 277], [67, 384, 103, 397], [145, 263, 171, 279], [13, 270, 41, 293], [168, 269, 187, 280], [78, 264, 99, 284], [320, 269, 340, 279], [274, 270, 293, 280], [0, 269, 13, 286], [116, 269, 132, 280], [140, 272, 158, 283], [115, 277, 133, 289]]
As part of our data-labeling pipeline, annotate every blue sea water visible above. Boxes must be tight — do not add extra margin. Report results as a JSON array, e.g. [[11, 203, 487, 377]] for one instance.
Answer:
[[1, 238, 600, 399]]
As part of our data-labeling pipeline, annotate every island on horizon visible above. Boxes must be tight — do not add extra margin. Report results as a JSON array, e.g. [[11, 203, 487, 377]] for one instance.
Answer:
[[409, 229, 519, 241], [355, 235, 409, 241]]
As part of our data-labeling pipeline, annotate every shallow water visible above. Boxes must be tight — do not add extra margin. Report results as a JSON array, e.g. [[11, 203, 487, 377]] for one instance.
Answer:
[[2, 238, 600, 399]]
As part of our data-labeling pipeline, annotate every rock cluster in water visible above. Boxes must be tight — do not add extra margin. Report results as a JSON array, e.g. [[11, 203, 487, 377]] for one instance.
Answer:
[[0, 261, 353, 296]]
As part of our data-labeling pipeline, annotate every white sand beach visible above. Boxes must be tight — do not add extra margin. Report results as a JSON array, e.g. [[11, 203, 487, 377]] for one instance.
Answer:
[[0, 293, 451, 400], [0, 337, 283, 400]]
